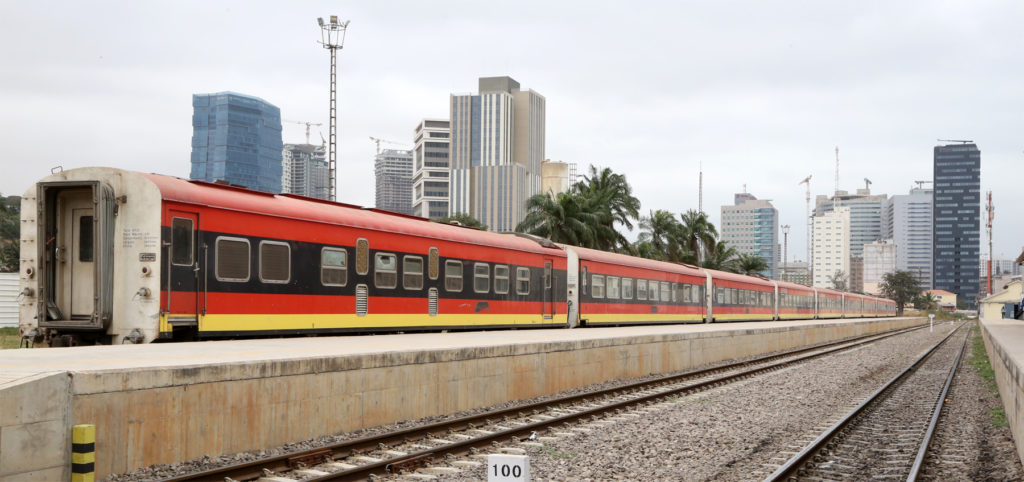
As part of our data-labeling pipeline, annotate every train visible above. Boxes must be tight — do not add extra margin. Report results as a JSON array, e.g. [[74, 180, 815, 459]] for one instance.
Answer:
[[16, 167, 897, 346]]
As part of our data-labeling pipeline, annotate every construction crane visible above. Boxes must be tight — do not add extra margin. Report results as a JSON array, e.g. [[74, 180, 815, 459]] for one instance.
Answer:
[[284, 120, 323, 145], [798, 174, 812, 282], [986, 191, 995, 295], [864, 178, 872, 190], [937, 139, 974, 144], [369, 136, 407, 155], [913, 180, 933, 189]]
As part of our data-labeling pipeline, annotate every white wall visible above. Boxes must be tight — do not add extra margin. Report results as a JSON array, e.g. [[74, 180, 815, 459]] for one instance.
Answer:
[[0, 272, 18, 327]]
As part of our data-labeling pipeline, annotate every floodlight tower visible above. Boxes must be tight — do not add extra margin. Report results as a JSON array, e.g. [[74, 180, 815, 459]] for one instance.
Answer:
[[781, 224, 790, 278], [317, 15, 351, 201]]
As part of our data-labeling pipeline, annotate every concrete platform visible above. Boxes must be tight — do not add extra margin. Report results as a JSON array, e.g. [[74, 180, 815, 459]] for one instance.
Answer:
[[0, 317, 919, 480], [979, 316, 1024, 467]]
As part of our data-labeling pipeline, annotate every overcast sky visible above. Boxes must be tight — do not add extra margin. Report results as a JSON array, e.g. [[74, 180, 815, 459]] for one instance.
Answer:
[[2, 1, 1022, 261]]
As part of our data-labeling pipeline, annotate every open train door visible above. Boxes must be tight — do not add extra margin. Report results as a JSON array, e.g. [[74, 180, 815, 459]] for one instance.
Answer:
[[164, 210, 202, 332]]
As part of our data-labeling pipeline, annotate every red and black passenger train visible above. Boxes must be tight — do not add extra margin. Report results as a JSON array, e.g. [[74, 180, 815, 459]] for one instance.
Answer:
[[17, 168, 896, 346]]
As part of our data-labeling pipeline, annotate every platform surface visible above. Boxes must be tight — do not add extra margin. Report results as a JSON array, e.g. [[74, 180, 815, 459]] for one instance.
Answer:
[[0, 317, 903, 385]]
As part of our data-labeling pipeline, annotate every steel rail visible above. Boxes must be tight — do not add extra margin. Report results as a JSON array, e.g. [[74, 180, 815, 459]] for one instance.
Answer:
[[907, 326, 971, 481], [764, 322, 966, 482], [169, 323, 925, 482]]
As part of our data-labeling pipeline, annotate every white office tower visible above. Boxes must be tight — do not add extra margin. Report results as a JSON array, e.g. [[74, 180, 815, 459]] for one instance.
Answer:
[[411, 119, 451, 219], [813, 206, 851, 288]]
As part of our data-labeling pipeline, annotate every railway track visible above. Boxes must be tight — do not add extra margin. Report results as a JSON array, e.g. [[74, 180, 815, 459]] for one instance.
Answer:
[[168, 323, 926, 482], [763, 322, 969, 481]]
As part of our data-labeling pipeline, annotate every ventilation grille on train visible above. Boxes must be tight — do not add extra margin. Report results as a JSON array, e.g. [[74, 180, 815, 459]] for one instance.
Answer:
[[428, 288, 438, 316], [356, 284, 368, 316]]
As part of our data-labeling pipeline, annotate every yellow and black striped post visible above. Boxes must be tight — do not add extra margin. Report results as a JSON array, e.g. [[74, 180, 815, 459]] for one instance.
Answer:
[[71, 424, 95, 482]]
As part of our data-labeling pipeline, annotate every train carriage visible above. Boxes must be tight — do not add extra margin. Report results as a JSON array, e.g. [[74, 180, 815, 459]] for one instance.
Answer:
[[704, 269, 776, 322], [815, 288, 845, 319], [776, 280, 816, 320], [569, 246, 707, 325]]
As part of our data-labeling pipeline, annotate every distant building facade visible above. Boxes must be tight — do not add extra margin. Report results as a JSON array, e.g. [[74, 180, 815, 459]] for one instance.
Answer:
[[375, 149, 414, 214], [721, 193, 779, 278], [933, 142, 981, 309], [883, 187, 933, 289], [814, 189, 887, 292], [813, 206, 851, 288], [780, 261, 811, 287], [863, 239, 897, 295], [282, 144, 329, 200], [190, 92, 283, 193], [541, 160, 575, 197], [449, 76, 545, 232], [411, 119, 451, 219]]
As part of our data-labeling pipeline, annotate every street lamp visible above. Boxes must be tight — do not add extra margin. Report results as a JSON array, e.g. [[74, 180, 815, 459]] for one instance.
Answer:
[[781, 224, 790, 279], [317, 15, 350, 202]]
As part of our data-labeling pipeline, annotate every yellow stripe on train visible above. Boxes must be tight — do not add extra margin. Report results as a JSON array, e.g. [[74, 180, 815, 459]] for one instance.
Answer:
[[583, 313, 704, 324], [161, 313, 570, 333]]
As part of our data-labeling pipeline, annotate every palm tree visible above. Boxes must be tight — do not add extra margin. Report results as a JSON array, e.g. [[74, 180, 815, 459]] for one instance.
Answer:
[[575, 166, 641, 251], [736, 254, 768, 275], [702, 239, 739, 272], [516, 192, 609, 247], [678, 210, 719, 265], [433, 212, 486, 230], [637, 209, 685, 261]]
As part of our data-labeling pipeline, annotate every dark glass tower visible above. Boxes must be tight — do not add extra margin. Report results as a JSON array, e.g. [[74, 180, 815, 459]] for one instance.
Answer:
[[190, 92, 283, 193], [932, 143, 981, 309]]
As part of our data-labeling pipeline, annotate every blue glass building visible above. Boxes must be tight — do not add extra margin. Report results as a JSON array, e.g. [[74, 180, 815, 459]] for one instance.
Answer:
[[933, 143, 981, 309], [190, 92, 283, 193]]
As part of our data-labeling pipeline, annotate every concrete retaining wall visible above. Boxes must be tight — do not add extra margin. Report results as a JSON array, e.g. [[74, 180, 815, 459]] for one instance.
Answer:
[[979, 317, 1024, 467], [2, 318, 918, 478], [0, 373, 71, 482]]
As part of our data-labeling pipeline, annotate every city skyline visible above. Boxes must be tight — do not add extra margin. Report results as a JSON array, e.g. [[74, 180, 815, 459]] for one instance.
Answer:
[[2, 2, 1022, 261]]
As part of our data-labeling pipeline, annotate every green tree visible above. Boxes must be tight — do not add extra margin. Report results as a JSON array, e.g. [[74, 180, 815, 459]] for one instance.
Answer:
[[736, 253, 768, 276], [433, 212, 486, 230], [637, 209, 686, 261], [828, 270, 848, 291], [702, 239, 739, 272], [913, 292, 939, 311], [879, 270, 922, 316], [574, 166, 640, 251], [678, 210, 719, 265], [0, 195, 19, 272], [516, 192, 609, 247]]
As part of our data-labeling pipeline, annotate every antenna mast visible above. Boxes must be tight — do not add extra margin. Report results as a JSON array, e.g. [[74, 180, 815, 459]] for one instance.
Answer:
[[986, 191, 994, 295], [799, 174, 812, 284]]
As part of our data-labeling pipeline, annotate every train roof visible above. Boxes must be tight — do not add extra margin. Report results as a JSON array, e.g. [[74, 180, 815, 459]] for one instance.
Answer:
[[701, 268, 775, 287], [136, 170, 566, 256], [562, 245, 707, 278]]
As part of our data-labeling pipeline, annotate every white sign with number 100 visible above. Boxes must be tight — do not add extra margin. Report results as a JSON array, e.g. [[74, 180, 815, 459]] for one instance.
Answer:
[[487, 454, 530, 481]]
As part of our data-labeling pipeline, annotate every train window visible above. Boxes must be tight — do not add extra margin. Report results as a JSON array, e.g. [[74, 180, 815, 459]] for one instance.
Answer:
[[428, 248, 439, 280], [403, 256, 424, 290], [591, 275, 605, 299], [356, 238, 369, 275], [516, 267, 530, 295], [374, 253, 398, 289], [474, 263, 490, 293], [215, 237, 250, 282], [683, 285, 691, 303], [545, 263, 552, 289], [660, 282, 670, 303], [581, 266, 588, 295], [259, 241, 291, 284], [445, 260, 463, 292], [494, 265, 510, 294], [171, 218, 193, 266], [321, 248, 347, 286], [637, 279, 647, 300], [79, 215, 94, 262], [648, 280, 659, 302], [622, 278, 633, 300], [673, 283, 683, 303], [606, 276, 620, 299]]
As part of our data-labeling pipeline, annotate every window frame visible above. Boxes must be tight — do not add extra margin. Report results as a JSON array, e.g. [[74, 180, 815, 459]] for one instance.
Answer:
[[445, 260, 463, 292], [473, 262, 490, 293], [320, 247, 348, 287], [515, 267, 530, 295], [170, 217, 194, 266], [403, 255, 424, 290], [374, 252, 398, 289], [622, 278, 634, 300], [257, 240, 291, 284], [591, 274, 605, 299], [606, 276, 620, 300], [215, 236, 251, 283], [494, 264, 510, 294]]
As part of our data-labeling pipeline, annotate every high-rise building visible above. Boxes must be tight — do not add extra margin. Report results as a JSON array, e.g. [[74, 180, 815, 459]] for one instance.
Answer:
[[411, 119, 451, 219], [814, 189, 887, 291], [190, 92, 283, 193], [282, 144, 329, 200], [813, 206, 851, 288], [883, 186, 933, 289], [863, 239, 897, 295], [720, 193, 779, 278], [375, 149, 414, 214], [933, 142, 981, 309], [449, 76, 545, 232]]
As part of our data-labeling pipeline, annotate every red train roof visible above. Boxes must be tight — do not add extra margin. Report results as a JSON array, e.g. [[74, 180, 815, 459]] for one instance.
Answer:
[[565, 245, 706, 278], [702, 268, 775, 288], [142, 173, 565, 257]]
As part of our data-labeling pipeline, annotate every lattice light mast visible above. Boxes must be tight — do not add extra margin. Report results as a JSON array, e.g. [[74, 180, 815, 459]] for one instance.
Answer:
[[317, 16, 350, 201]]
